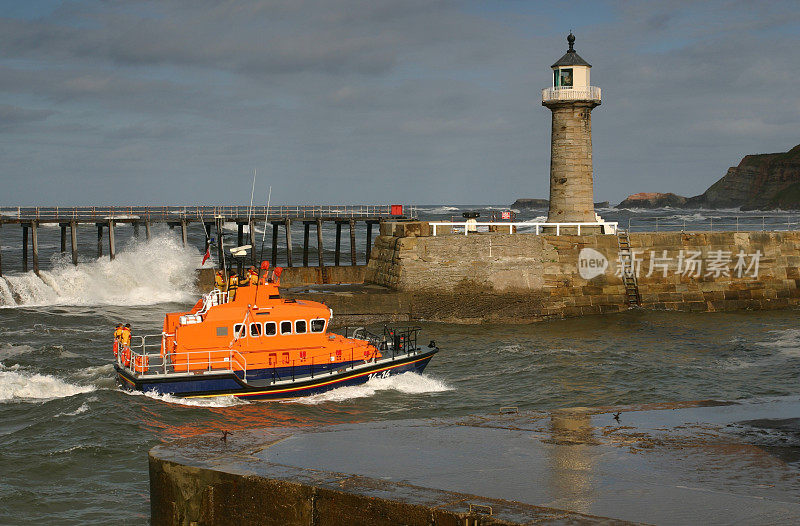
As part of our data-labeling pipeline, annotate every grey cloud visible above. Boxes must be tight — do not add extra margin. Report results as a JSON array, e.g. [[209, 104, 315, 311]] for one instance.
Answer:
[[0, 0, 799, 205], [0, 105, 55, 130], [0, 0, 490, 77]]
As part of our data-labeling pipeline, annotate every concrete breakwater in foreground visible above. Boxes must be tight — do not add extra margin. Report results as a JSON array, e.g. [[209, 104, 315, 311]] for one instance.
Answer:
[[361, 223, 800, 322], [149, 399, 800, 525]]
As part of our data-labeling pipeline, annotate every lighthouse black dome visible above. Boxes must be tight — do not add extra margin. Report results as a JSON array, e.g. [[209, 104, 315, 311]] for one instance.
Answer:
[[551, 32, 591, 68]]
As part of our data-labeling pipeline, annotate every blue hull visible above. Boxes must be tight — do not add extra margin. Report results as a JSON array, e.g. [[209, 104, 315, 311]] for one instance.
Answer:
[[116, 349, 436, 401]]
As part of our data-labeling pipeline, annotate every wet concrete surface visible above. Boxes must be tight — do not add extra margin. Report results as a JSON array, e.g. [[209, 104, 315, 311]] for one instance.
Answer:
[[151, 398, 800, 525]]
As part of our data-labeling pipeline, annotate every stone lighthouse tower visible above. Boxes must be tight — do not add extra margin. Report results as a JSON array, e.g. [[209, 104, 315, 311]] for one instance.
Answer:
[[542, 33, 601, 224]]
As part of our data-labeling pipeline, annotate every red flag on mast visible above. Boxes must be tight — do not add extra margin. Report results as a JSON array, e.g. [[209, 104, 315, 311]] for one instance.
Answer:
[[202, 237, 211, 265]]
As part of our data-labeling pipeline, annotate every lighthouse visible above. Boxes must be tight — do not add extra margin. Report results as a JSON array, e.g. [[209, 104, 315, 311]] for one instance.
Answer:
[[542, 33, 601, 225]]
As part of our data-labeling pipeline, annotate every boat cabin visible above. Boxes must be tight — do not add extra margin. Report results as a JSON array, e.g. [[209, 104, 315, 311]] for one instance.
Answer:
[[160, 267, 376, 375]]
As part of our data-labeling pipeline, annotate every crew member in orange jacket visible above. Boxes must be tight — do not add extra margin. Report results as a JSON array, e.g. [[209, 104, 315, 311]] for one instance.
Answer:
[[214, 270, 227, 291], [227, 272, 239, 300], [119, 324, 132, 366], [120, 324, 132, 347], [113, 323, 123, 357]]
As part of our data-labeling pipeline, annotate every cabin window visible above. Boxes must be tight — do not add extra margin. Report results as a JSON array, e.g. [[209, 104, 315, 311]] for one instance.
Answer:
[[295, 320, 307, 334], [250, 323, 262, 337], [280, 321, 292, 335], [233, 324, 246, 338], [311, 319, 325, 333], [264, 321, 277, 336], [216, 326, 228, 337]]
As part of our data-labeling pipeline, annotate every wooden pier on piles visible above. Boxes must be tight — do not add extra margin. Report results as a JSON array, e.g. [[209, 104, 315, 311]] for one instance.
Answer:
[[0, 205, 412, 276]]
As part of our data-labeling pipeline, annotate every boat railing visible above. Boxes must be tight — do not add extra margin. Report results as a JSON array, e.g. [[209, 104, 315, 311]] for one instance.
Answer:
[[118, 342, 248, 381], [197, 290, 228, 314], [119, 327, 425, 385], [264, 329, 425, 385], [161, 349, 248, 380], [342, 325, 421, 357], [128, 334, 166, 356]]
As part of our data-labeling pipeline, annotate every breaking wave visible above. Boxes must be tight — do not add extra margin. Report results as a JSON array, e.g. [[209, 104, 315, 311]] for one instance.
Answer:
[[294, 372, 450, 404], [56, 402, 90, 417], [0, 235, 200, 307], [0, 367, 95, 402], [0, 344, 36, 360]]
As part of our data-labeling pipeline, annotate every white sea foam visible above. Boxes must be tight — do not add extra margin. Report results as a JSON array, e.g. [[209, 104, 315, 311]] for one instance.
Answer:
[[0, 368, 94, 402], [0, 344, 35, 360], [521, 216, 548, 223], [72, 364, 115, 379], [141, 390, 247, 408], [223, 223, 265, 234], [0, 234, 199, 307], [757, 329, 800, 358], [70, 364, 118, 388], [418, 206, 460, 214], [57, 402, 90, 417], [294, 372, 450, 405], [514, 216, 548, 232]]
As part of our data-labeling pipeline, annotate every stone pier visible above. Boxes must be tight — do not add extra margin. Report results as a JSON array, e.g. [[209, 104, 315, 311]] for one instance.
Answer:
[[360, 223, 800, 322]]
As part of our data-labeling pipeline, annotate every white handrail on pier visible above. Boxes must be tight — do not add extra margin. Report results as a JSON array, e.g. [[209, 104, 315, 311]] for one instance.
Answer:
[[429, 221, 618, 236]]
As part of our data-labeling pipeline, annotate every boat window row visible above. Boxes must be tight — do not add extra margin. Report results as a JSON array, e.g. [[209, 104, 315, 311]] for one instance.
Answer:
[[234, 319, 326, 338]]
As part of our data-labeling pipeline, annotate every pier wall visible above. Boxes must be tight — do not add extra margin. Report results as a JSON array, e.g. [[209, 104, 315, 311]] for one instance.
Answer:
[[364, 223, 800, 321]]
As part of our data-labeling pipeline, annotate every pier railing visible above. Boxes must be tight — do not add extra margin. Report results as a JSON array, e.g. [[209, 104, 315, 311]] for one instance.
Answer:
[[429, 221, 619, 236], [0, 205, 416, 223], [626, 215, 800, 233]]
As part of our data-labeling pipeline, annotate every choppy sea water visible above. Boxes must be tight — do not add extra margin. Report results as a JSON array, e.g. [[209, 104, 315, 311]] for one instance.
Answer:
[[1, 206, 799, 524]]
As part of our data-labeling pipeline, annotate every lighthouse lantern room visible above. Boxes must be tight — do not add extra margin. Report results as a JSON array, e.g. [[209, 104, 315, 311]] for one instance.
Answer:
[[543, 32, 600, 103]]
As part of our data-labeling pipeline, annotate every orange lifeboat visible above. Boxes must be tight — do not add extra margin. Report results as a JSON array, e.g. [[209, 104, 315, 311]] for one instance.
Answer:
[[113, 262, 439, 400]]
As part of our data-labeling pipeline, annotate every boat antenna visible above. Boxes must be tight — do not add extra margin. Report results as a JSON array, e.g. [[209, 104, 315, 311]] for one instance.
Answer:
[[261, 186, 272, 245], [255, 185, 272, 293], [247, 168, 256, 233], [198, 207, 212, 266], [216, 214, 228, 283]]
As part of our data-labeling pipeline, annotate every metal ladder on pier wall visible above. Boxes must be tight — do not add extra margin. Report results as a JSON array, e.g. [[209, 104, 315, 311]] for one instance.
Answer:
[[617, 229, 641, 307]]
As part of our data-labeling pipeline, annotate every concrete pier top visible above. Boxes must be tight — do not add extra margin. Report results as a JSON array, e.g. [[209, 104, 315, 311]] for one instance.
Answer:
[[150, 398, 800, 525]]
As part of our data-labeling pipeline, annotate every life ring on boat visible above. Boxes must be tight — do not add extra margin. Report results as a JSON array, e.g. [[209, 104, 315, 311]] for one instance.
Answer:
[[121, 346, 131, 368], [113, 340, 119, 358], [134, 354, 149, 373]]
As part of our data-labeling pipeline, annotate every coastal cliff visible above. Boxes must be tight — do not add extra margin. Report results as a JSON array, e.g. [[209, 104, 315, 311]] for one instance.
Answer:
[[618, 144, 800, 210], [617, 192, 688, 209], [698, 144, 800, 210]]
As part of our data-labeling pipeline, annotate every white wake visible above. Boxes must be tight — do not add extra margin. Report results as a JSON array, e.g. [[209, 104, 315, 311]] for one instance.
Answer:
[[294, 372, 450, 404], [140, 391, 248, 408]]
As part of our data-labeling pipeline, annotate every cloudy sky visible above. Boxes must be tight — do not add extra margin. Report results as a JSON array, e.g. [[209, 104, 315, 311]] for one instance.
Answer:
[[1, 0, 798, 206]]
